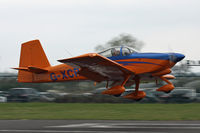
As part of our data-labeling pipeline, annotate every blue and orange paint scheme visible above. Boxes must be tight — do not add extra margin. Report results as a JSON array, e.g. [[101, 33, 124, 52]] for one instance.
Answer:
[[13, 40, 185, 100]]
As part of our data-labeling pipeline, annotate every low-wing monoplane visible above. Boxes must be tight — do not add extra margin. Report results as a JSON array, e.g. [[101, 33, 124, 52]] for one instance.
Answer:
[[14, 40, 185, 100]]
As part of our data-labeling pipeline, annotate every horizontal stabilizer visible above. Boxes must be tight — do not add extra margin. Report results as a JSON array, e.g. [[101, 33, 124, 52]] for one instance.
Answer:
[[13, 66, 48, 74], [13, 67, 28, 71]]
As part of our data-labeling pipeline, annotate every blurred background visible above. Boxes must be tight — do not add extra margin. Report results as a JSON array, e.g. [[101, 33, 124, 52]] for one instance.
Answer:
[[0, 0, 200, 103]]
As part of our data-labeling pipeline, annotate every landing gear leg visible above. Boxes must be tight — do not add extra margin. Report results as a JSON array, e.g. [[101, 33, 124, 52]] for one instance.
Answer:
[[156, 76, 174, 93], [123, 75, 146, 100]]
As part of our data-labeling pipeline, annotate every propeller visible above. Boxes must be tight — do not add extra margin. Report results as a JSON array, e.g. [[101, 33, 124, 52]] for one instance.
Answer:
[[167, 45, 175, 67]]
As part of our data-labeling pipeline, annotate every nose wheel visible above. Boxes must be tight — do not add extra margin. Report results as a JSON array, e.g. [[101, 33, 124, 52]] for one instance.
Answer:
[[156, 76, 174, 93]]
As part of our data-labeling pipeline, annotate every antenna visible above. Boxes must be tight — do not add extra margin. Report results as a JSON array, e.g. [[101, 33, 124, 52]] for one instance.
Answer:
[[167, 44, 173, 53], [65, 49, 73, 57]]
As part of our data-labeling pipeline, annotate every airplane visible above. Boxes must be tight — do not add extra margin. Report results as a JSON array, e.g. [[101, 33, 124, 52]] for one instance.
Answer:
[[13, 40, 185, 100]]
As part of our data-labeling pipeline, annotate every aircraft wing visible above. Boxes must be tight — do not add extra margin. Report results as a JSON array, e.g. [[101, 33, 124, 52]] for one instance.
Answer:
[[58, 53, 134, 82]]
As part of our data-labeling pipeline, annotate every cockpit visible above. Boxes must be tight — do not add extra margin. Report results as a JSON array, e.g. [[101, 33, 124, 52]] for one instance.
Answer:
[[98, 46, 138, 58]]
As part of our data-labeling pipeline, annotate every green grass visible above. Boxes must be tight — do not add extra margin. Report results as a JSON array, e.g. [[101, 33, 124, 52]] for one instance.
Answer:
[[0, 103, 200, 120]]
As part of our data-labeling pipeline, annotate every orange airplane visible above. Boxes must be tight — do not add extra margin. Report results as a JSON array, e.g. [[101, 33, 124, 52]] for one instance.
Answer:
[[13, 40, 185, 100]]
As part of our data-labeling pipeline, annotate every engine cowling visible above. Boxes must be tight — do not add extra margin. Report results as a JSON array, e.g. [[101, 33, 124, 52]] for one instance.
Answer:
[[152, 68, 171, 76]]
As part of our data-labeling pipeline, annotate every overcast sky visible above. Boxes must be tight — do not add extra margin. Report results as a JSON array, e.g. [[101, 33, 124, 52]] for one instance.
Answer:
[[0, 0, 200, 72]]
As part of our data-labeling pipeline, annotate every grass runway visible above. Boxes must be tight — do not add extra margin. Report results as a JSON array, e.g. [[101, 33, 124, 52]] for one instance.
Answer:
[[0, 103, 200, 120]]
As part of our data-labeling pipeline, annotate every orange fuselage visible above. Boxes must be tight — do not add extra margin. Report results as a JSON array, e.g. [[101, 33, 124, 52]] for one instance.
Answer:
[[27, 57, 174, 83]]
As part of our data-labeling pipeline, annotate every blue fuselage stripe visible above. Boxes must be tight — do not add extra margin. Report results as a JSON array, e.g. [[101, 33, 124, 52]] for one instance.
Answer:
[[116, 61, 162, 66], [108, 53, 171, 61]]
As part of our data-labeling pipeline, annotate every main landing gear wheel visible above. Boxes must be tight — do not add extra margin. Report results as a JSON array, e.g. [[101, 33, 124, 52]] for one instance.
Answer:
[[135, 98, 143, 101], [102, 75, 131, 96], [164, 90, 171, 93], [114, 94, 121, 97], [123, 91, 146, 100], [123, 75, 146, 101], [102, 85, 125, 95]]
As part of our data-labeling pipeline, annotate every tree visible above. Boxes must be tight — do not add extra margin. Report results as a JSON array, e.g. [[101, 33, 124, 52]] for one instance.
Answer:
[[95, 33, 144, 52]]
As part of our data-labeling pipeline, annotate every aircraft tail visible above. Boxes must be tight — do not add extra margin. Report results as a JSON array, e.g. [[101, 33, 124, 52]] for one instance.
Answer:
[[14, 40, 51, 82]]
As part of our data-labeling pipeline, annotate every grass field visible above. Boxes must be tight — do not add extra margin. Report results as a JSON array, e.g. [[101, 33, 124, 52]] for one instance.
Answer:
[[0, 103, 200, 120]]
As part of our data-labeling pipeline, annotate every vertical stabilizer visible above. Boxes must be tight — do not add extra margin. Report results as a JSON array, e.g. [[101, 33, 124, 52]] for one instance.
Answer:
[[17, 40, 50, 82]]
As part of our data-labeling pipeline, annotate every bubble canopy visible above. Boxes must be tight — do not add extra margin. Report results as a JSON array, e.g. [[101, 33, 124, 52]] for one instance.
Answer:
[[98, 46, 139, 58]]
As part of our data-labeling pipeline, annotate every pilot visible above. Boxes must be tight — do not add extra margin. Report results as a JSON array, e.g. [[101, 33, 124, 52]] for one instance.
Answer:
[[115, 50, 120, 56], [111, 48, 120, 56]]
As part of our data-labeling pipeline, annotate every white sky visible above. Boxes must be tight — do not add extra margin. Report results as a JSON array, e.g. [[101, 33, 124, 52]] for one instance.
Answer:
[[0, 0, 200, 72]]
